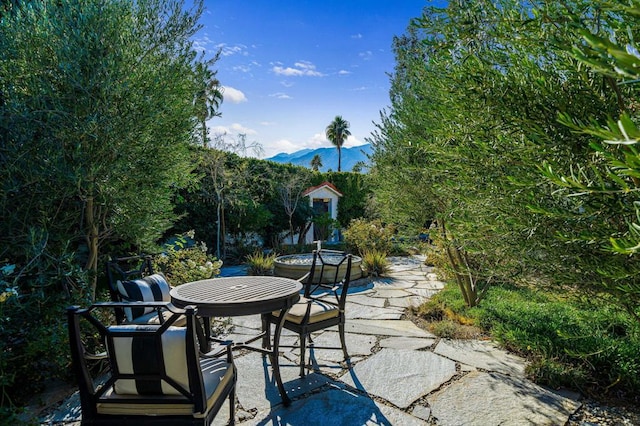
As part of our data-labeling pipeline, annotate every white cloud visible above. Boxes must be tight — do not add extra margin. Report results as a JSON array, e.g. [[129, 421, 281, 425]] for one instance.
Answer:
[[260, 121, 276, 126], [280, 81, 295, 88], [222, 86, 247, 103], [269, 92, 292, 99], [232, 65, 252, 73], [272, 60, 324, 77], [359, 50, 373, 60], [351, 33, 363, 39], [193, 35, 214, 53], [344, 135, 366, 148], [216, 43, 248, 56], [338, 70, 351, 75], [210, 123, 257, 136]]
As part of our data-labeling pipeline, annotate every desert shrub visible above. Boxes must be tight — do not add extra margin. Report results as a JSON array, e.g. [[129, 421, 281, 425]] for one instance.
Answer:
[[361, 249, 390, 277], [153, 232, 222, 285], [245, 251, 277, 276], [343, 219, 396, 255]]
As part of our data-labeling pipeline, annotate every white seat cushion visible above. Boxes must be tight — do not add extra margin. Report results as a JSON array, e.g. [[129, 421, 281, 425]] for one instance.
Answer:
[[274, 297, 339, 325]]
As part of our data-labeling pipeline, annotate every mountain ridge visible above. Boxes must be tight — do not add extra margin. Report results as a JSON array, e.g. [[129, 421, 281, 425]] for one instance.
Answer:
[[266, 144, 372, 172]]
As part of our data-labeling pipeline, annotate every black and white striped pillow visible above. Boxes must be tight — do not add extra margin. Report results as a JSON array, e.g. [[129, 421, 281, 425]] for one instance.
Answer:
[[109, 324, 189, 395], [116, 273, 171, 322]]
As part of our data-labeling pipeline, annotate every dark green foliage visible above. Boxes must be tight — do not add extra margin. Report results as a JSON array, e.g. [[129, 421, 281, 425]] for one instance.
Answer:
[[0, 0, 210, 299], [0, 242, 91, 409], [173, 151, 372, 260], [0, 0, 214, 414], [153, 232, 222, 285], [245, 251, 277, 276], [369, 0, 637, 309], [343, 218, 396, 256]]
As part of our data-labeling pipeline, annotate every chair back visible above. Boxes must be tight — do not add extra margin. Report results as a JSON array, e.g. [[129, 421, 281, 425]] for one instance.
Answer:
[[106, 255, 154, 323], [304, 249, 352, 308], [66, 302, 216, 421]]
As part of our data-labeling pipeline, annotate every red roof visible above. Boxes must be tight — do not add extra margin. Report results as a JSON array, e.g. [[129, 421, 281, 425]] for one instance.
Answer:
[[302, 181, 343, 197]]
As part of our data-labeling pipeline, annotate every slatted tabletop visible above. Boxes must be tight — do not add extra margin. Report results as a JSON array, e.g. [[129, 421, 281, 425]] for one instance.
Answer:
[[170, 276, 302, 317]]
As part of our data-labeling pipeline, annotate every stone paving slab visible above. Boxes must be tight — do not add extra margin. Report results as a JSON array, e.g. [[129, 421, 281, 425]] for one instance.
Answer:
[[347, 293, 387, 307], [346, 303, 404, 320], [434, 339, 526, 378], [387, 295, 428, 308], [237, 385, 427, 426], [427, 371, 581, 426], [345, 319, 436, 337], [379, 336, 436, 350], [230, 352, 332, 414], [406, 287, 441, 298], [413, 280, 445, 290], [339, 348, 456, 409], [373, 277, 417, 289], [371, 288, 413, 298]]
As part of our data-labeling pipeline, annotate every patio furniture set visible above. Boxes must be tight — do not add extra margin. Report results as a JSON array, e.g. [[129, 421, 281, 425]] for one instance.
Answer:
[[67, 249, 354, 425]]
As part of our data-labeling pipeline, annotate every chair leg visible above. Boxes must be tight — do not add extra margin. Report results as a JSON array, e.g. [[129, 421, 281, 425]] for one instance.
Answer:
[[261, 314, 271, 350], [299, 333, 307, 377], [339, 323, 349, 361], [228, 386, 236, 425]]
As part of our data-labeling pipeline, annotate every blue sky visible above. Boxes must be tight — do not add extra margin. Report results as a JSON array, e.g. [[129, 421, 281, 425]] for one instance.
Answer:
[[194, 0, 434, 158]]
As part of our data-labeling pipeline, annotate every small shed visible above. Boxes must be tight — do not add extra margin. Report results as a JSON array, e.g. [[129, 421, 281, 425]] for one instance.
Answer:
[[302, 181, 342, 243]]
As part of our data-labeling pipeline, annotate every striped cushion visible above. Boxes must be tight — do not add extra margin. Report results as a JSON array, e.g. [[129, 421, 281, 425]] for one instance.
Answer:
[[97, 357, 234, 416], [109, 325, 189, 396], [116, 274, 171, 322]]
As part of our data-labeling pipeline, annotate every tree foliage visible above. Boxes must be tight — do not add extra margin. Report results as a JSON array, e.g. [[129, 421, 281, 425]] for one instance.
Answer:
[[370, 0, 634, 309], [0, 0, 212, 299], [325, 115, 351, 172]]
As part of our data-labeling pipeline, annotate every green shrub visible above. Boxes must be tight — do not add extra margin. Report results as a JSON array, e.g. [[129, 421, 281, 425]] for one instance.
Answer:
[[0, 242, 91, 413], [361, 249, 390, 277], [153, 232, 222, 285], [343, 219, 396, 255], [425, 281, 640, 397], [245, 251, 277, 276]]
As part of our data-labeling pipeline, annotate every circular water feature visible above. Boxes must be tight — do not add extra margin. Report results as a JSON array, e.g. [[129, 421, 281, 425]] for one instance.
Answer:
[[274, 253, 362, 283]]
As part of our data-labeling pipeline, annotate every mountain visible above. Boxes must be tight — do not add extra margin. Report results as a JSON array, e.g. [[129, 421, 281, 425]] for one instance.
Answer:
[[266, 144, 373, 172]]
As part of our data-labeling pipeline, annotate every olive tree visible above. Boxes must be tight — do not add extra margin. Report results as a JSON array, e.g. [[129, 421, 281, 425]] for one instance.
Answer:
[[0, 0, 213, 299], [370, 0, 622, 306]]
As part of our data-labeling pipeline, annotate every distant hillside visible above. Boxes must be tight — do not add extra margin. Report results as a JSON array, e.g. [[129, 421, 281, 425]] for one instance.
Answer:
[[266, 144, 373, 172]]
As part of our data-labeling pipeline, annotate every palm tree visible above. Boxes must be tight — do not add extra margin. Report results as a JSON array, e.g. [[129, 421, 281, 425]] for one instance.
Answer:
[[194, 59, 224, 147], [310, 154, 323, 171], [325, 115, 351, 172]]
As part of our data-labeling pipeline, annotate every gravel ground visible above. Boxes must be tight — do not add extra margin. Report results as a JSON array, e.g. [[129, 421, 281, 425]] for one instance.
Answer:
[[567, 399, 640, 425]]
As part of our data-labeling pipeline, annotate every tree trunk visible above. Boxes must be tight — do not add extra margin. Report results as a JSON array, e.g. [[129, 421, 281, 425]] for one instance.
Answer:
[[216, 201, 222, 260], [85, 196, 100, 301], [438, 217, 478, 307], [289, 216, 294, 245]]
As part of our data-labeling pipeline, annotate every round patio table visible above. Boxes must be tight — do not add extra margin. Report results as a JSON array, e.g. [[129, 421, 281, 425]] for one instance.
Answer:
[[170, 276, 302, 406]]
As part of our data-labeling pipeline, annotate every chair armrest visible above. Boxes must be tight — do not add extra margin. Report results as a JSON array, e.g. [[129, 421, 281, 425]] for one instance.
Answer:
[[296, 272, 311, 283], [308, 296, 339, 308], [201, 341, 234, 362]]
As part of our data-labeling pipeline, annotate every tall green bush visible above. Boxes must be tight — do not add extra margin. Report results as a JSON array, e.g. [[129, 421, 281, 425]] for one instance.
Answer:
[[0, 0, 211, 299], [0, 239, 91, 412], [370, 0, 625, 306], [153, 232, 222, 285], [343, 219, 396, 255]]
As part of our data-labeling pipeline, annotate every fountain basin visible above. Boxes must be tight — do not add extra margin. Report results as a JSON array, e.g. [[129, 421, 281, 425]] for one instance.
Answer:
[[274, 253, 363, 283]]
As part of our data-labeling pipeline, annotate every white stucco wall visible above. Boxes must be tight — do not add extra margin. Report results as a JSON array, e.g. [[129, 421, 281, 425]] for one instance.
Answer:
[[303, 185, 341, 244]]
